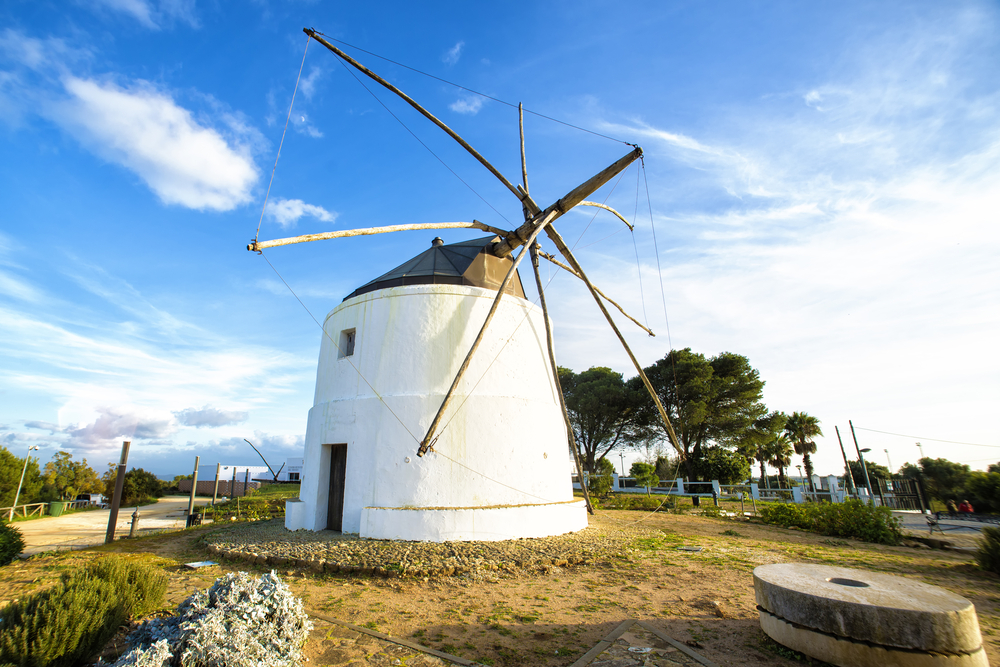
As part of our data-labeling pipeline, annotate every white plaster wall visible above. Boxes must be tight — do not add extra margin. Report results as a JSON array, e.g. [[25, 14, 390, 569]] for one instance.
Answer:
[[286, 284, 586, 541]]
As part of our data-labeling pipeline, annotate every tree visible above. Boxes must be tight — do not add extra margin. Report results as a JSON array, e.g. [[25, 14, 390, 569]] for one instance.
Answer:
[[559, 366, 645, 474], [847, 460, 891, 489], [785, 412, 822, 491], [636, 349, 767, 481], [0, 446, 44, 507], [761, 435, 793, 488], [988, 463, 1000, 474], [104, 468, 164, 507], [734, 411, 787, 487], [963, 472, 1000, 513], [629, 462, 659, 495], [694, 447, 752, 486], [918, 458, 971, 501], [43, 452, 102, 501]]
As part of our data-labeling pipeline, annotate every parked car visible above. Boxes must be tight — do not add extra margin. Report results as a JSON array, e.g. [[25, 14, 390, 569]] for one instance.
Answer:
[[74, 493, 105, 507]]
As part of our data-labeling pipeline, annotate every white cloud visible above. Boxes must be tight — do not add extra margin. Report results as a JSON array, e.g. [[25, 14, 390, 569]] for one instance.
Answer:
[[67, 407, 176, 447], [442, 41, 464, 66], [175, 406, 249, 428], [88, 0, 199, 29], [0, 270, 42, 302], [53, 77, 258, 211], [299, 67, 322, 100], [266, 197, 336, 228], [449, 96, 483, 115], [292, 112, 322, 138]]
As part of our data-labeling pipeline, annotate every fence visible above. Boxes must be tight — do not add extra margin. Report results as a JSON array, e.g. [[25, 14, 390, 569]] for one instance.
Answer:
[[2, 500, 95, 520]]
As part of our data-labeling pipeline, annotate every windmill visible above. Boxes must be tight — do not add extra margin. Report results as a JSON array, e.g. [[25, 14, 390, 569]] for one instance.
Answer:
[[251, 29, 683, 541]]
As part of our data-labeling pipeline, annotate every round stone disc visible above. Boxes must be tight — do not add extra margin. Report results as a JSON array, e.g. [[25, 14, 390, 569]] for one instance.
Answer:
[[754, 563, 982, 654]]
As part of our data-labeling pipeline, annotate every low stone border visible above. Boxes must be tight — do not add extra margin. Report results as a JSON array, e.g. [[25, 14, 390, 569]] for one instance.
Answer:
[[204, 518, 652, 579]]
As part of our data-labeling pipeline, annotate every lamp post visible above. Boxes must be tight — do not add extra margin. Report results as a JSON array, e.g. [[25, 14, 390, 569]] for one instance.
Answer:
[[619, 452, 626, 478], [916, 442, 925, 461], [884, 449, 894, 474], [796, 465, 803, 486], [859, 448, 875, 503], [10, 445, 40, 520]]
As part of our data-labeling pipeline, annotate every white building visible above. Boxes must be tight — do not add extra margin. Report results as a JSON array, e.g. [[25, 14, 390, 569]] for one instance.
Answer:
[[286, 236, 587, 541]]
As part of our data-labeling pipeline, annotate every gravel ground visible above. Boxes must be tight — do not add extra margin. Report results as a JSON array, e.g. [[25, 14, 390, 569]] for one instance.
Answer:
[[204, 518, 656, 580]]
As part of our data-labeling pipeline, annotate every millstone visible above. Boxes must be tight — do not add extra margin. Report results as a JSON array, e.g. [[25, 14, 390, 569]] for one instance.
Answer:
[[754, 563, 987, 667]]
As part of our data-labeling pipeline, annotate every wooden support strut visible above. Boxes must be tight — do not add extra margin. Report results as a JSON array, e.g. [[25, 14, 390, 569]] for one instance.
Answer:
[[491, 147, 642, 259], [536, 250, 653, 336], [304, 28, 541, 215], [542, 224, 685, 458], [247, 221, 509, 252], [531, 243, 595, 515], [417, 210, 558, 457]]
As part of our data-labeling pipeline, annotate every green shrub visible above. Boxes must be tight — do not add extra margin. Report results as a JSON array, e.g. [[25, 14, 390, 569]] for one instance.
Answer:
[[596, 493, 674, 511], [758, 500, 902, 545], [0, 522, 25, 566], [82, 557, 166, 618], [975, 526, 1000, 575], [0, 556, 166, 667]]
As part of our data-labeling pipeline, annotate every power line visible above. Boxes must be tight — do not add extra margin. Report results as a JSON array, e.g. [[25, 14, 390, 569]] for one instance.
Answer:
[[854, 426, 997, 448]]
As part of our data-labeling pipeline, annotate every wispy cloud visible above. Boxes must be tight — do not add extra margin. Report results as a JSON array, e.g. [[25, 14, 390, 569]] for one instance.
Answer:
[[299, 67, 322, 100], [175, 406, 249, 428], [291, 112, 322, 138], [266, 197, 336, 228], [67, 407, 176, 448], [449, 96, 483, 115], [88, 0, 199, 30], [52, 77, 258, 211], [442, 41, 464, 66]]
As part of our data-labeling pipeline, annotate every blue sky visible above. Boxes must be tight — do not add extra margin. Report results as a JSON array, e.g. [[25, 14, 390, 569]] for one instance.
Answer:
[[1, 1, 997, 478]]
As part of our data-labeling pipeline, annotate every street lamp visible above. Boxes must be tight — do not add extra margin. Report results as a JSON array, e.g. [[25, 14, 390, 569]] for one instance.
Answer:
[[884, 449, 893, 474], [10, 445, 40, 520], [859, 448, 875, 503], [796, 464, 803, 486], [916, 442, 925, 461]]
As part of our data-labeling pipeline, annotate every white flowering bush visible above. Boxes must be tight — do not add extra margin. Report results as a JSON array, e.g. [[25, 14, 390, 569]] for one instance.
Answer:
[[108, 571, 312, 667]]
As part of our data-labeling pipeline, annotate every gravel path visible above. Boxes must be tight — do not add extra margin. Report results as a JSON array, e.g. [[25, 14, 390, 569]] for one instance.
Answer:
[[204, 518, 655, 580]]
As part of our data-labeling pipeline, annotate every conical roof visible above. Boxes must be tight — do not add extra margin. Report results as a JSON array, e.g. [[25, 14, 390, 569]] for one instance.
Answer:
[[344, 235, 525, 300]]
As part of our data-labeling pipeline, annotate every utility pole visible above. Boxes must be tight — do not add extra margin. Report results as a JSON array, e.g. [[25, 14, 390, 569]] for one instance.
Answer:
[[10, 445, 39, 520], [105, 441, 131, 544], [835, 426, 857, 498], [212, 462, 221, 505], [885, 449, 894, 474]]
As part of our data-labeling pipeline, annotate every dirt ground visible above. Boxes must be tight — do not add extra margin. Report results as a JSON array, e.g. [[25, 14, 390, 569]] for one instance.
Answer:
[[2, 511, 997, 667]]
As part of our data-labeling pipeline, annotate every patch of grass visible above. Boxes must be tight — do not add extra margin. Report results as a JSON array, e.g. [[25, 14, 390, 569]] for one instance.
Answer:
[[721, 529, 743, 537]]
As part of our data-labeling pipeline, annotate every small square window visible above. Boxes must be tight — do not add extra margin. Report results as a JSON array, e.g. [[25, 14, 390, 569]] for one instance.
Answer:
[[338, 328, 356, 358]]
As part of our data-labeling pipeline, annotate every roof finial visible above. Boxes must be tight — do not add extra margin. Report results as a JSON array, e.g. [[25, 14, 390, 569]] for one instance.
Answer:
[[431, 237, 444, 247]]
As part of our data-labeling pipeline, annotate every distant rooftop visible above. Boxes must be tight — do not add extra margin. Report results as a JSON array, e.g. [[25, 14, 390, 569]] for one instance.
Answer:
[[344, 235, 526, 300]]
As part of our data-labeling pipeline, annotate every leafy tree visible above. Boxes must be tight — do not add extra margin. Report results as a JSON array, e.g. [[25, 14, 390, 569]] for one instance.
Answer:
[[761, 435, 793, 488], [43, 451, 102, 501], [899, 462, 922, 479], [694, 447, 752, 486], [629, 462, 659, 495], [785, 412, 822, 491], [559, 366, 645, 474], [636, 348, 767, 481], [654, 455, 682, 482], [103, 468, 164, 506], [963, 472, 1000, 514], [988, 463, 1000, 474], [733, 411, 788, 487], [0, 446, 44, 507], [847, 460, 891, 490], [588, 457, 615, 497], [917, 458, 971, 501]]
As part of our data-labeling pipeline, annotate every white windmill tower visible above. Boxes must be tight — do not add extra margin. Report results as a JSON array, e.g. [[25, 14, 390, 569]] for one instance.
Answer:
[[252, 29, 683, 542]]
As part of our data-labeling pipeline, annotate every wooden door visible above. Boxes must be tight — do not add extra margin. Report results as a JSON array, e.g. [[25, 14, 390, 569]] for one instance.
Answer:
[[327, 444, 348, 531]]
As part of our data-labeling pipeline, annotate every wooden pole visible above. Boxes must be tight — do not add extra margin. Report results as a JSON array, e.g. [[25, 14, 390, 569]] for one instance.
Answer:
[[519, 102, 530, 221], [244, 469, 250, 497], [835, 426, 857, 497], [104, 440, 130, 544], [531, 244, 594, 514], [417, 211, 558, 457], [541, 224, 684, 457], [491, 147, 642, 259], [186, 456, 200, 524], [212, 462, 221, 505], [248, 221, 509, 253], [304, 29, 539, 214], [537, 250, 653, 336], [576, 201, 633, 230]]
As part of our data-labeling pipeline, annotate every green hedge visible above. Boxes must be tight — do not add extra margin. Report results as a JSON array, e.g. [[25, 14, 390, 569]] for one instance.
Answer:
[[758, 499, 902, 545], [0, 522, 25, 566], [975, 526, 1000, 575], [0, 556, 166, 667]]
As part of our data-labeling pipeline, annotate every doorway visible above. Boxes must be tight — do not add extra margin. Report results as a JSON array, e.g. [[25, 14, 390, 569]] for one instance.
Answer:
[[327, 444, 347, 531]]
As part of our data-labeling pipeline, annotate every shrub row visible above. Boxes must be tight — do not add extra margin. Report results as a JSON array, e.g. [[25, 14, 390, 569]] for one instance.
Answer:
[[0, 556, 166, 667], [757, 499, 903, 545]]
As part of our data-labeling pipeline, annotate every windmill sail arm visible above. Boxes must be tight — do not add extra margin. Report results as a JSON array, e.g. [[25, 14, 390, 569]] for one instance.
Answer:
[[575, 201, 633, 231], [304, 29, 539, 214], [492, 146, 642, 258], [248, 221, 509, 252], [536, 250, 653, 336]]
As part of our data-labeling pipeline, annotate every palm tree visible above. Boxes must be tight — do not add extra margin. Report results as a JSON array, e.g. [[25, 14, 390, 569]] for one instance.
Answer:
[[755, 444, 770, 489], [763, 435, 793, 489], [785, 411, 823, 492]]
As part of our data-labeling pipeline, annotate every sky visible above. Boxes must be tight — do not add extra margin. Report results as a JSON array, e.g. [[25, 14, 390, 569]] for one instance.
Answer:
[[0, 1, 997, 479]]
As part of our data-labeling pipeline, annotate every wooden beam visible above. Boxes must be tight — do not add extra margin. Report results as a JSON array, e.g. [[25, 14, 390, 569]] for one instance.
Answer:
[[531, 243, 595, 515], [491, 147, 642, 259], [576, 201, 633, 230], [542, 223, 685, 458], [247, 221, 509, 252], [304, 29, 540, 215], [417, 209, 559, 457], [536, 250, 653, 337]]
